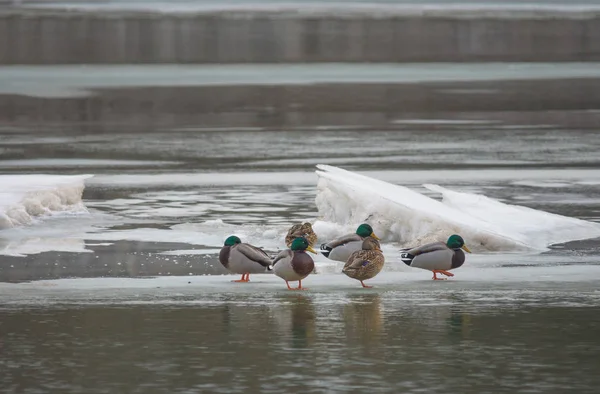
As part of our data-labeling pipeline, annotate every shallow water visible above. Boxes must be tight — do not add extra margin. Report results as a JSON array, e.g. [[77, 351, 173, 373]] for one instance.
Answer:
[[2, 279, 600, 394]]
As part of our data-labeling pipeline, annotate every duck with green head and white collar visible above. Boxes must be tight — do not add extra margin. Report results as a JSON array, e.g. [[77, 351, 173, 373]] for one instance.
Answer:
[[400, 234, 472, 280], [272, 237, 317, 290], [219, 235, 273, 282], [320, 223, 380, 262]]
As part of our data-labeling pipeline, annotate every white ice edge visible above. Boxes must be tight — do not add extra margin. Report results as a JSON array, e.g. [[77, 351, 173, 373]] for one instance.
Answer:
[[3, 264, 600, 294], [3, 63, 600, 98]]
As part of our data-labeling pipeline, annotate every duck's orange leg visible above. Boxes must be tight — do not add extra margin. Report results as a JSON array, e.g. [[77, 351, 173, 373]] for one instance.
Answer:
[[432, 270, 453, 280], [286, 281, 294, 290], [432, 270, 446, 280], [295, 280, 308, 291], [360, 280, 373, 288], [232, 273, 250, 282]]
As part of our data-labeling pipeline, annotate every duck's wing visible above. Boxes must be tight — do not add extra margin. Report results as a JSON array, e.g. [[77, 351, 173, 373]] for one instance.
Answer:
[[401, 241, 447, 265], [406, 241, 447, 256], [238, 243, 273, 267], [344, 250, 369, 271], [272, 249, 292, 266], [326, 233, 362, 248]]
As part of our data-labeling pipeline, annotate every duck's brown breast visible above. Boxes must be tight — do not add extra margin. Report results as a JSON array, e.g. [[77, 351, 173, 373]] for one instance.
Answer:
[[451, 249, 465, 269], [291, 251, 315, 277], [219, 246, 231, 268]]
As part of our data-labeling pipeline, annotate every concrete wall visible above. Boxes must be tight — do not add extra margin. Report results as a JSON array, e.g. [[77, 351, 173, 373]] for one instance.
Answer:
[[1, 9, 600, 64]]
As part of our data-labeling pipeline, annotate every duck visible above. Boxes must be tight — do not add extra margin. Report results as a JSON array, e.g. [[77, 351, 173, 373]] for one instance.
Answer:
[[342, 237, 385, 288], [285, 222, 318, 247], [219, 235, 273, 282], [400, 234, 471, 280], [272, 237, 317, 290], [320, 223, 380, 262]]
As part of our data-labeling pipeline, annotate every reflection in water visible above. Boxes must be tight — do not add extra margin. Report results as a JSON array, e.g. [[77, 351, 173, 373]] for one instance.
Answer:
[[343, 293, 384, 347], [270, 294, 316, 349], [2, 293, 599, 393]]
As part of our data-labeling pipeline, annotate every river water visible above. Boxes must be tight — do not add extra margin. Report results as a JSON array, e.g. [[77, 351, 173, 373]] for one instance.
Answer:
[[1, 59, 600, 393]]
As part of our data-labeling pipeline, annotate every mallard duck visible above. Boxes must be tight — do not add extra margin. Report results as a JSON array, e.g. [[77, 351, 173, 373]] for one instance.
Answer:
[[400, 234, 471, 280], [320, 223, 380, 262], [219, 235, 273, 282], [285, 222, 318, 247], [342, 237, 385, 288], [273, 237, 317, 290]]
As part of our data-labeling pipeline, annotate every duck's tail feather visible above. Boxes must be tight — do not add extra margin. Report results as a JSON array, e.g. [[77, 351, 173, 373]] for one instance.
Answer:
[[400, 252, 415, 266], [320, 243, 332, 258]]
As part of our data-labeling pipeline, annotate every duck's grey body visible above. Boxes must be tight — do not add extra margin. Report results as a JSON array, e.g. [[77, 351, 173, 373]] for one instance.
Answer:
[[219, 243, 273, 275], [324, 234, 364, 262], [273, 249, 315, 282], [401, 241, 465, 271]]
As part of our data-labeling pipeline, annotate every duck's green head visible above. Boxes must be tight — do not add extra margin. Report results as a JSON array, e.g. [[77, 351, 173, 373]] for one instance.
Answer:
[[356, 223, 380, 240], [224, 235, 242, 246], [291, 237, 317, 254], [447, 234, 471, 253]]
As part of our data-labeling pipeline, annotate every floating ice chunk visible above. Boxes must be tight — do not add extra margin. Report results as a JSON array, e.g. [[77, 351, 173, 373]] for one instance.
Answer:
[[424, 184, 600, 251], [0, 175, 92, 229], [314, 165, 600, 252]]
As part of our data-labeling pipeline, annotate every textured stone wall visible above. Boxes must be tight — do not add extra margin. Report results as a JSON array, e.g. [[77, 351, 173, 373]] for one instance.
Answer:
[[1, 9, 600, 64]]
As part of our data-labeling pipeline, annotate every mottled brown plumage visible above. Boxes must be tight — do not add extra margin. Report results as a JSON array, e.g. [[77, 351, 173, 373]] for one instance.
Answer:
[[285, 222, 317, 247], [342, 237, 385, 288]]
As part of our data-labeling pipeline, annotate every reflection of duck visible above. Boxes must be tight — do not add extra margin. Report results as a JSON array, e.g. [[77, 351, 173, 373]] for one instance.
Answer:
[[342, 237, 385, 288], [448, 310, 472, 339], [320, 223, 380, 262], [285, 222, 317, 247], [271, 294, 316, 348], [400, 234, 471, 280], [343, 293, 384, 344], [219, 236, 273, 282], [273, 237, 317, 290]]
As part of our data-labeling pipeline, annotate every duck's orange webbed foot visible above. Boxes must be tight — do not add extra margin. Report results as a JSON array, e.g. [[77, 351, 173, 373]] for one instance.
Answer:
[[232, 273, 250, 282], [432, 271, 446, 280], [432, 270, 453, 280], [360, 281, 373, 288]]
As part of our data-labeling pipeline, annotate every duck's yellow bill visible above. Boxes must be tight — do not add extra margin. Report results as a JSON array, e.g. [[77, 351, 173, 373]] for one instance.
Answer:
[[462, 245, 472, 253], [307, 246, 318, 254], [371, 233, 380, 240]]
